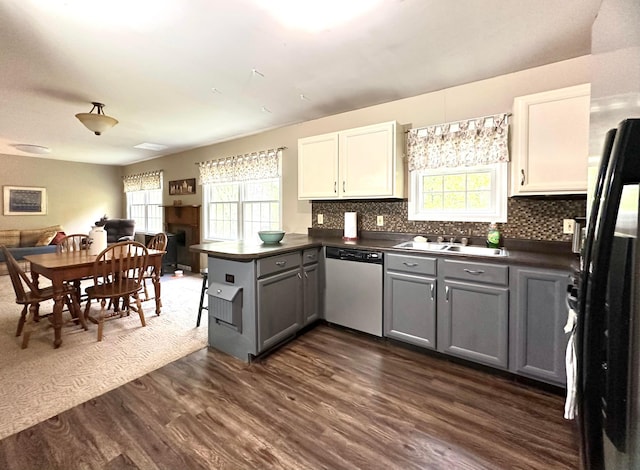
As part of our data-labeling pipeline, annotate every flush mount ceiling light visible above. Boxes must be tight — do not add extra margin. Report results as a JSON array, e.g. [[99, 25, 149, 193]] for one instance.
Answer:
[[11, 144, 52, 155], [75, 102, 118, 135]]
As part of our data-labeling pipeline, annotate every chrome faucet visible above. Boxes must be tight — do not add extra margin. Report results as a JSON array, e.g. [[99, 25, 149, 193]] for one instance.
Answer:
[[436, 236, 444, 244], [449, 237, 456, 244]]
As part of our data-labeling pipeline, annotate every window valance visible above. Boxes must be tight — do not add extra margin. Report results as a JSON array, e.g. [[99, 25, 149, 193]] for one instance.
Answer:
[[198, 148, 282, 184], [407, 114, 509, 171], [122, 170, 162, 193]]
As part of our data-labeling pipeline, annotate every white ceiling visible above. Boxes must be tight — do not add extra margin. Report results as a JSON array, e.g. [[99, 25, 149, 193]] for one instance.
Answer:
[[0, 0, 601, 166]]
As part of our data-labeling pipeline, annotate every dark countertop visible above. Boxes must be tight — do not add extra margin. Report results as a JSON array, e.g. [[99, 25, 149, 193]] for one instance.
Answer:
[[191, 232, 579, 271]]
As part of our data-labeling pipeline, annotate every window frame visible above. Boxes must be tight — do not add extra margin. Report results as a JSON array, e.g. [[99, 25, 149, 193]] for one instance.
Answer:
[[203, 176, 282, 242], [408, 162, 508, 222], [126, 187, 163, 234]]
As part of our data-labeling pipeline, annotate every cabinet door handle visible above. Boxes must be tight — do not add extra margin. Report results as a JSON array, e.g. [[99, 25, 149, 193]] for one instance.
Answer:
[[463, 268, 485, 275], [343, 181, 346, 192], [304, 271, 309, 279], [306, 254, 315, 259], [403, 262, 418, 267], [334, 181, 337, 193], [445, 286, 450, 301], [275, 261, 287, 266], [430, 283, 434, 301], [520, 169, 526, 186], [297, 272, 302, 279]]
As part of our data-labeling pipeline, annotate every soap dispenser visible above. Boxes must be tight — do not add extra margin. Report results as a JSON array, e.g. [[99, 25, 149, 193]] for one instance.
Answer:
[[487, 222, 501, 248]]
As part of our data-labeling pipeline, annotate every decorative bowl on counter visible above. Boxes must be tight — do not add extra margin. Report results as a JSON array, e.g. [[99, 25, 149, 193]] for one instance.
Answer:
[[258, 230, 285, 244]]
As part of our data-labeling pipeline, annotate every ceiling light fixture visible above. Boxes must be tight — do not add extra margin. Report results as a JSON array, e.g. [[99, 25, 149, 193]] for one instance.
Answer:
[[12, 144, 52, 155], [75, 102, 118, 135]]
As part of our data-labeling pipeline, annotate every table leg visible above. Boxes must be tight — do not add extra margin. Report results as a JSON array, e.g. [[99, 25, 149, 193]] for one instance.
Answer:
[[52, 288, 64, 348], [152, 260, 162, 315], [153, 273, 162, 315]]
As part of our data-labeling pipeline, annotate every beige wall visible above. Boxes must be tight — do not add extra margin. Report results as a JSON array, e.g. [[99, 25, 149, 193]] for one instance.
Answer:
[[0, 154, 122, 234], [124, 56, 591, 235]]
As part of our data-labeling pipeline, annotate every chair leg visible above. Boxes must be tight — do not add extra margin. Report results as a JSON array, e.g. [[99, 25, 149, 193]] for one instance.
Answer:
[[97, 299, 107, 342], [71, 292, 87, 331], [134, 293, 146, 327], [142, 277, 150, 302], [197, 272, 207, 327], [21, 304, 37, 349], [16, 305, 28, 337]]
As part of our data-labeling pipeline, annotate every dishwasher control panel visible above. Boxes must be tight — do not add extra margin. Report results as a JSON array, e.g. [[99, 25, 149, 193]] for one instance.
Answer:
[[325, 246, 384, 264]]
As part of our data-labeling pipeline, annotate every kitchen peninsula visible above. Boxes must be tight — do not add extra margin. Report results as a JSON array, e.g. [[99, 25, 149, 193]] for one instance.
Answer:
[[192, 232, 576, 387]]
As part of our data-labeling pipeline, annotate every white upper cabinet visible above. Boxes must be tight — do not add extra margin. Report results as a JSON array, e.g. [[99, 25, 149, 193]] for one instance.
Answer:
[[298, 121, 404, 200], [510, 84, 590, 196]]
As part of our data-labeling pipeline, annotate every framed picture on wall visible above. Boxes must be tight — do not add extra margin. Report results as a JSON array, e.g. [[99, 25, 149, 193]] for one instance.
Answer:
[[169, 178, 196, 196], [3, 186, 47, 215]]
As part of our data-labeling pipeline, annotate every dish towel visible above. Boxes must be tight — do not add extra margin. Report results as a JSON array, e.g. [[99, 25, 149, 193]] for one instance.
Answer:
[[564, 307, 578, 420]]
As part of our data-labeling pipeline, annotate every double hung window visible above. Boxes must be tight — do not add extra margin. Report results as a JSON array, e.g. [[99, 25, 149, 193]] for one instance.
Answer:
[[123, 170, 163, 233], [200, 149, 282, 242], [406, 114, 509, 222]]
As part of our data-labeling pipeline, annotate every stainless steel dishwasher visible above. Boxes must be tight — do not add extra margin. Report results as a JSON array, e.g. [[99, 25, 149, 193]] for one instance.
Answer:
[[324, 246, 383, 336]]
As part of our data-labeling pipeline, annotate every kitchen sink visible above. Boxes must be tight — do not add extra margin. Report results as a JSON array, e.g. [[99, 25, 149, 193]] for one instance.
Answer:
[[444, 245, 507, 256], [393, 241, 448, 251], [393, 241, 508, 257]]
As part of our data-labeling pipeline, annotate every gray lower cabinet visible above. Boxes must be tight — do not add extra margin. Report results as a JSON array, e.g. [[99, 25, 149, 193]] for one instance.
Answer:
[[509, 266, 570, 386], [384, 253, 437, 349], [303, 263, 320, 325], [256, 250, 306, 353], [438, 259, 509, 369]]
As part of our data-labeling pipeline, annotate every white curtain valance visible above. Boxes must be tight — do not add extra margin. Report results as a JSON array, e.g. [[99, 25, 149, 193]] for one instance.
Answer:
[[198, 148, 281, 184], [407, 114, 510, 171], [122, 170, 162, 193]]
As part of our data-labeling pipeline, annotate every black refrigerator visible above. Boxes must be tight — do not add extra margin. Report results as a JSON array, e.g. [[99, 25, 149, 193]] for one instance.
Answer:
[[578, 118, 640, 469]]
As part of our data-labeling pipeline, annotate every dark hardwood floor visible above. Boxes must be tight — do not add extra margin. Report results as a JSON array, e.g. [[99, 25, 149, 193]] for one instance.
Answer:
[[0, 325, 579, 469]]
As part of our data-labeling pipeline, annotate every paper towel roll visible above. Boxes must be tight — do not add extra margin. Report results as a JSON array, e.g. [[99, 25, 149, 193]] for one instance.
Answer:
[[343, 212, 358, 240]]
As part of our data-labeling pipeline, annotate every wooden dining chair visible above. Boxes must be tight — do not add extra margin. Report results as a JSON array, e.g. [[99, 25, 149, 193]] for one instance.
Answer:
[[58, 233, 89, 253], [1, 245, 84, 349], [83, 241, 148, 342], [57, 233, 92, 302], [141, 233, 167, 302]]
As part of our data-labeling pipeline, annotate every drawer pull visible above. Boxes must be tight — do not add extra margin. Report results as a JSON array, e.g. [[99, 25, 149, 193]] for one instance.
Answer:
[[445, 286, 450, 301], [430, 283, 435, 301], [306, 254, 315, 259], [275, 261, 287, 266], [464, 268, 485, 275], [403, 262, 419, 267], [304, 271, 309, 279], [297, 272, 302, 279]]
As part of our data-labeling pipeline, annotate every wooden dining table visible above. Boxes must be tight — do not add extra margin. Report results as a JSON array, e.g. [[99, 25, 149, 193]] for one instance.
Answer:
[[23, 249, 165, 348]]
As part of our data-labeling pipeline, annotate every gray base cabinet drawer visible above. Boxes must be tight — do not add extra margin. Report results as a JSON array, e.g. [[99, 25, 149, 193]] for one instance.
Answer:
[[386, 253, 437, 276], [441, 259, 508, 286], [257, 252, 301, 278], [438, 279, 509, 368], [302, 248, 320, 265]]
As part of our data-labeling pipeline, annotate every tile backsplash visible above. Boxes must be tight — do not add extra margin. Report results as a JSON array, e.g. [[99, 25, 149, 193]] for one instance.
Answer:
[[311, 198, 586, 242]]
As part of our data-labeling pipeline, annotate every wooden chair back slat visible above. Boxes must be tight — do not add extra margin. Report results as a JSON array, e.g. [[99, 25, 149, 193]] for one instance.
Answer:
[[1, 245, 39, 302], [58, 234, 89, 253], [146, 233, 167, 251], [92, 241, 148, 297]]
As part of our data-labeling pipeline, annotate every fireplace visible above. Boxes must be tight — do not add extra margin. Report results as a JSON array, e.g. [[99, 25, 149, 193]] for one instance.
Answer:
[[163, 205, 201, 272]]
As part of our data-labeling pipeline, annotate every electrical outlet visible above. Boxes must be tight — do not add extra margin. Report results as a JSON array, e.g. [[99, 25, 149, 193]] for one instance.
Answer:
[[376, 215, 384, 227], [563, 219, 575, 234], [317, 213, 323, 225]]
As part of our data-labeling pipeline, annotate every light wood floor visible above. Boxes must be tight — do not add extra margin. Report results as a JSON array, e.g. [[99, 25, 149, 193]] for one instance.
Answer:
[[0, 325, 578, 469]]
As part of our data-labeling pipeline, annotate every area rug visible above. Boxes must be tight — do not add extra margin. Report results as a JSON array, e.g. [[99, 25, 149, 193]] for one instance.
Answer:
[[0, 273, 208, 440]]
